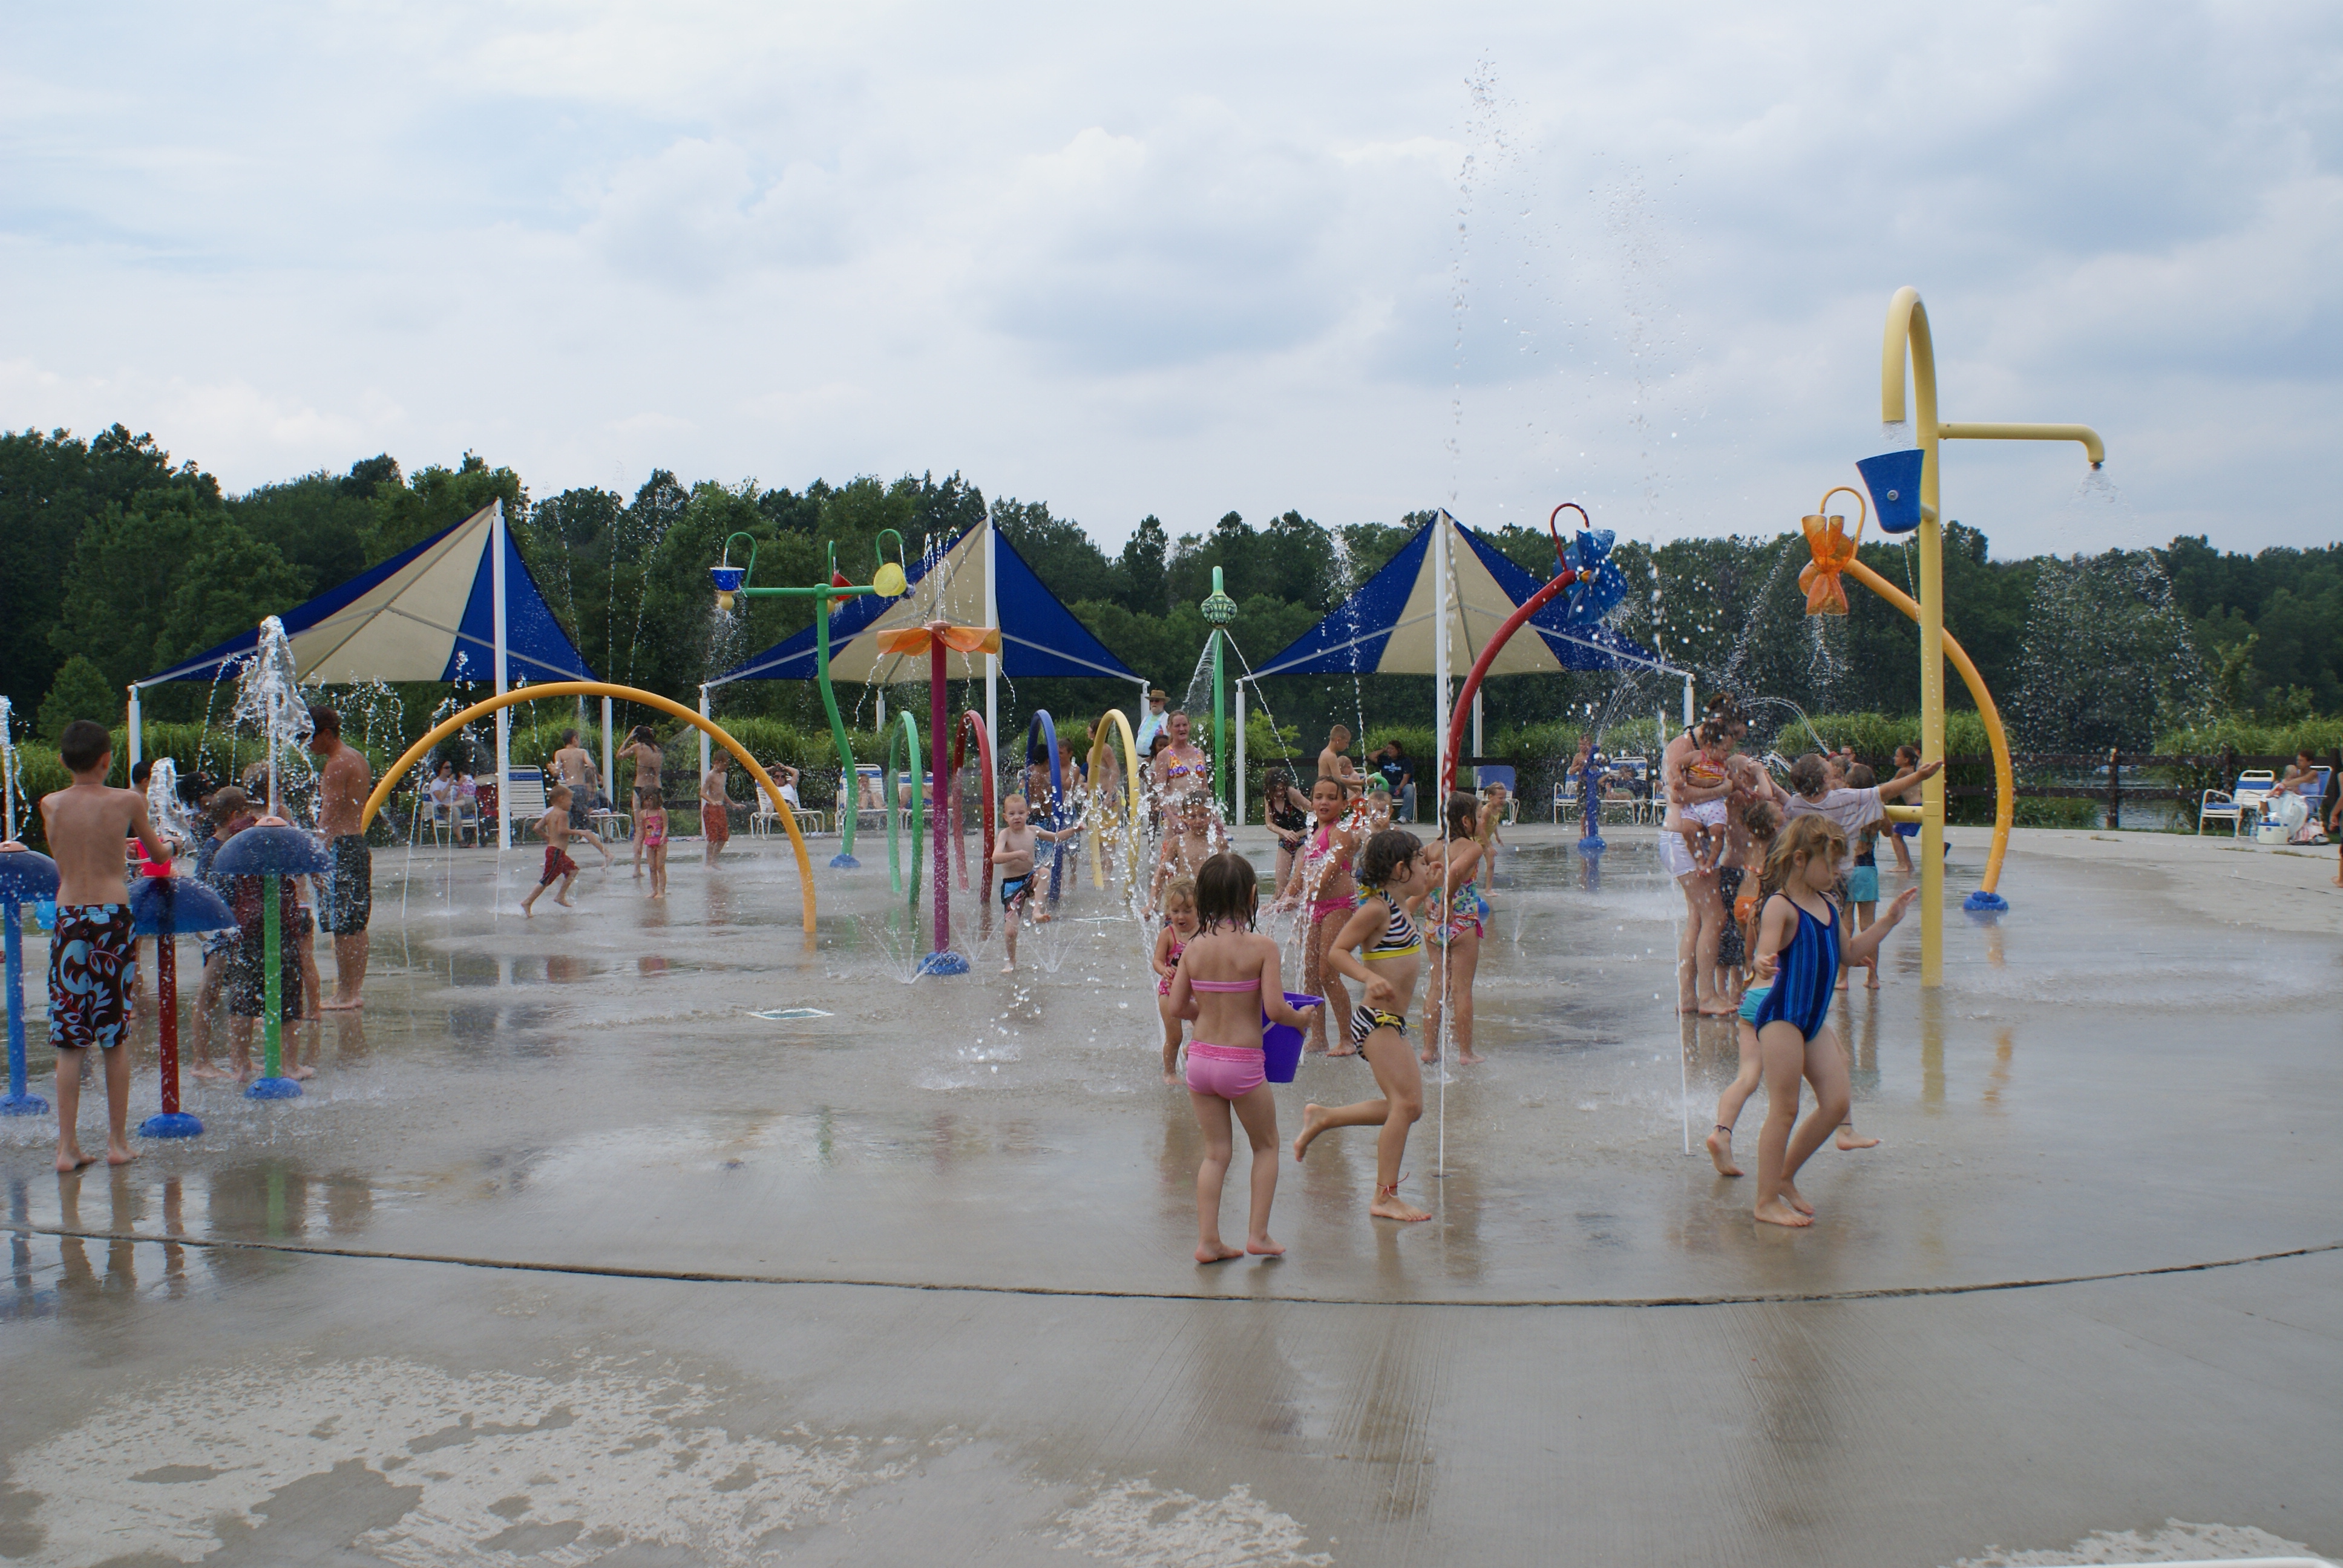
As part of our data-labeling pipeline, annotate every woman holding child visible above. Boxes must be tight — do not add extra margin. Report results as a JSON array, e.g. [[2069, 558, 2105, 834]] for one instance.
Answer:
[[1661, 697, 1744, 1016]]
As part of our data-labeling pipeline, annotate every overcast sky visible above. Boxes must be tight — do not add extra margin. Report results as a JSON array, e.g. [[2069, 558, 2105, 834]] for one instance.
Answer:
[[4, 2, 2338, 559]]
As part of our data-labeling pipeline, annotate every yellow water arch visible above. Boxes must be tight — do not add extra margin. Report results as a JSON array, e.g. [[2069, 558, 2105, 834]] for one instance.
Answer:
[[360, 681, 818, 935]]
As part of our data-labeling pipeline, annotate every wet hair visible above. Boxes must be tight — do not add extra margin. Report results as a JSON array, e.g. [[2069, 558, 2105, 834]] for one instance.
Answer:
[[1002, 791, 1028, 809], [131, 759, 154, 788], [308, 704, 340, 739], [1358, 827, 1422, 889], [1895, 743, 1919, 768], [548, 782, 573, 803], [1696, 719, 1732, 749], [207, 785, 250, 821], [628, 725, 656, 747], [1846, 763, 1878, 789], [1761, 814, 1845, 903], [560, 728, 579, 746], [707, 751, 729, 768], [1740, 796, 1781, 844], [1443, 790, 1478, 841], [434, 759, 454, 774], [1147, 734, 1171, 757], [58, 719, 111, 774], [1310, 775, 1345, 801], [1162, 876, 1198, 914], [1263, 768, 1294, 803], [1788, 753, 1830, 799], [1193, 853, 1257, 930]]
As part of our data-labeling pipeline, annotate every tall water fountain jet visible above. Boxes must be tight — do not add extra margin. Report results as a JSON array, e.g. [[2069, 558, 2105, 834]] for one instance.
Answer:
[[214, 616, 329, 1100]]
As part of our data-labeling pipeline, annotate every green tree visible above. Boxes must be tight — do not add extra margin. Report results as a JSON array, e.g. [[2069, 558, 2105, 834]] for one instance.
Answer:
[[0, 424, 220, 717], [367, 452, 528, 564], [1117, 515, 1168, 613], [39, 653, 119, 740], [228, 454, 396, 594]]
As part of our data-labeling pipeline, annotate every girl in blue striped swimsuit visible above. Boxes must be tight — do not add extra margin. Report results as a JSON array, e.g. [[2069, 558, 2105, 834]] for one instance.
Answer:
[[1749, 815, 1919, 1229]]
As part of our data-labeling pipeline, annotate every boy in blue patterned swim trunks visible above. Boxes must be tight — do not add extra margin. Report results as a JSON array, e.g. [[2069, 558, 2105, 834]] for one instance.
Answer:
[[38, 720, 171, 1172]]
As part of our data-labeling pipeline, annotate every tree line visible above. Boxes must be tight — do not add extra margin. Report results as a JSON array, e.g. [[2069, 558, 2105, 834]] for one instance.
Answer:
[[1, 422, 2316, 771]]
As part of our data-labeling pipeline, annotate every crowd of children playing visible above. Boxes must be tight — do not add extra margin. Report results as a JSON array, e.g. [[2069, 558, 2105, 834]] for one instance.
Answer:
[[22, 686, 1938, 1244]]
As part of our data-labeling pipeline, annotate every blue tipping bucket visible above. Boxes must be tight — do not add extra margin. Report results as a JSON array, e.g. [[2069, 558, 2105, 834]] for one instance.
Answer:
[[1857, 449, 1927, 534], [1261, 992, 1321, 1083]]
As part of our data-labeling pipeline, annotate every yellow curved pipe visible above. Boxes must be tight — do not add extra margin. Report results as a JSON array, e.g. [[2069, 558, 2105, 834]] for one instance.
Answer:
[[360, 681, 818, 935], [1087, 708, 1143, 892], [1843, 560, 2011, 895]]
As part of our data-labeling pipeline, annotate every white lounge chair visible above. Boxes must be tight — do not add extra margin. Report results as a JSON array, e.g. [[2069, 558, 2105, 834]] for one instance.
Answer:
[[2198, 770, 2276, 836]]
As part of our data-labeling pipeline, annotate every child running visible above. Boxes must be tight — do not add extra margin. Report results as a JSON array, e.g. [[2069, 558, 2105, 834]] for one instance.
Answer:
[[1421, 790, 1487, 1065], [1291, 828, 1435, 1223], [1747, 815, 1918, 1226], [520, 783, 583, 915], [1166, 852, 1319, 1263], [991, 793, 1081, 973], [1153, 877, 1200, 1083], [701, 753, 732, 864], [36, 720, 171, 1171], [639, 797, 669, 898]]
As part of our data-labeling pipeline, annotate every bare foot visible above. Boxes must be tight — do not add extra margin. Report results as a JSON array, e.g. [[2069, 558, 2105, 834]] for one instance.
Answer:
[[289, 1063, 316, 1081], [1835, 978, 1850, 991], [1291, 1103, 1328, 1161], [1781, 1180, 1816, 1216], [232, 1061, 253, 1082], [1457, 1049, 1485, 1065], [1705, 1125, 1742, 1177], [1835, 1126, 1880, 1151], [1162, 1071, 1179, 1086], [554, 893, 573, 908], [106, 1143, 140, 1166], [521, 903, 534, 918], [191, 1062, 226, 1081], [1864, 972, 1879, 990], [1247, 1235, 1286, 1256], [1371, 1185, 1431, 1223], [1699, 1000, 1735, 1016], [1754, 1196, 1812, 1228], [1325, 1045, 1358, 1057], [1000, 961, 1017, 974], [1195, 1241, 1244, 1264], [1418, 1047, 1438, 1065], [54, 1148, 95, 1174], [321, 996, 362, 1011]]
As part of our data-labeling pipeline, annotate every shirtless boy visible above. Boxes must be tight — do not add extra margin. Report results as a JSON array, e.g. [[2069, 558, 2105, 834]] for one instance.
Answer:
[[991, 793, 1081, 972], [38, 719, 170, 1171], [307, 705, 375, 1009], [520, 784, 583, 915], [550, 728, 613, 868]]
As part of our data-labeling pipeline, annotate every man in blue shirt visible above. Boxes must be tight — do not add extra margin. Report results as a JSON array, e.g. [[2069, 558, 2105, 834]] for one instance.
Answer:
[[1133, 688, 1170, 754]]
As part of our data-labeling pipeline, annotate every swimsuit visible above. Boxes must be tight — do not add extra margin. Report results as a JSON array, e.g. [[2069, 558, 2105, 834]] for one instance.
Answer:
[[701, 800, 730, 847], [1349, 1005, 1408, 1046], [226, 878, 303, 1022], [1185, 1041, 1265, 1099], [1302, 827, 1355, 923], [1738, 982, 1771, 1025], [641, 814, 667, 847], [1427, 877, 1483, 945], [1157, 938, 1187, 996], [539, 843, 579, 886], [1345, 896, 1418, 1046], [1751, 895, 1841, 1039], [326, 834, 372, 933], [47, 903, 136, 1051], [1847, 849, 1879, 904], [1000, 873, 1032, 910]]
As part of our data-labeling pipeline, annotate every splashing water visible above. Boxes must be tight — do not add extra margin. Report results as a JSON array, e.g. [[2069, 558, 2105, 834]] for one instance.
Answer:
[[230, 616, 315, 820], [0, 696, 22, 841], [145, 757, 197, 853]]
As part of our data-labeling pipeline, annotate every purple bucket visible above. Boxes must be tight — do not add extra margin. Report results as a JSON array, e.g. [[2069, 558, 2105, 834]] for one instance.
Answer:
[[1261, 992, 1322, 1083]]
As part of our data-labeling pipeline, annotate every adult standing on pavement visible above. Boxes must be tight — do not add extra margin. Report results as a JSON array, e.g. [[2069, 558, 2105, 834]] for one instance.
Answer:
[[1150, 710, 1209, 801], [1134, 688, 1171, 754], [551, 728, 612, 867], [308, 705, 373, 1011]]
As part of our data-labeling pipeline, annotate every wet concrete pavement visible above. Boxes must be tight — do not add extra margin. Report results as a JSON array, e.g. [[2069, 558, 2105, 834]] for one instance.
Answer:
[[4, 826, 2337, 1564]]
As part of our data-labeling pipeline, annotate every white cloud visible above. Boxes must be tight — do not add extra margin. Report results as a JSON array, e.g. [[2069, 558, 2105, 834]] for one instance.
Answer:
[[0, 0, 2338, 554]]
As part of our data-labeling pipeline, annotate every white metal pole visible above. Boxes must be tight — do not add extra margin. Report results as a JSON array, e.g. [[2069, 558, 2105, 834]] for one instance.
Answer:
[[127, 685, 142, 768], [1234, 682, 1247, 828], [601, 695, 614, 806], [492, 500, 511, 851], [984, 522, 1000, 754], [1430, 520, 1446, 780], [875, 687, 885, 731], [1683, 673, 1694, 727], [698, 687, 712, 786], [1472, 688, 1483, 762]]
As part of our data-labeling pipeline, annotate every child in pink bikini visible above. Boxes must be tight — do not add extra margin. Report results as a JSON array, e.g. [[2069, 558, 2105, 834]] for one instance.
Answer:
[[1165, 852, 1319, 1264], [1153, 878, 1200, 1083]]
